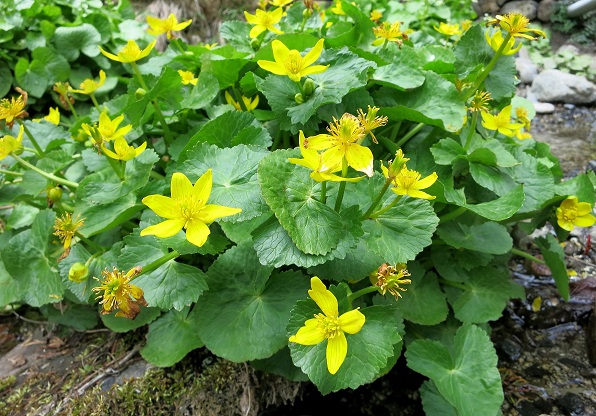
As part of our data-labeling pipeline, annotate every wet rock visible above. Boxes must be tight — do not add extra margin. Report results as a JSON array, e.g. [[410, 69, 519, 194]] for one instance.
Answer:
[[557, 392, 586, 415], [537, 0, 555, 22], [559, 357, 588, 370], [501, 1, 538, 20], [518, 398, 553, 416], [497, 337, 523, 361], [564, 103, 576, 110], [524, 363, 551, 378], [531, 70, 596, 104], [588, 301, 596, 366], [473, 0, 500, 15]]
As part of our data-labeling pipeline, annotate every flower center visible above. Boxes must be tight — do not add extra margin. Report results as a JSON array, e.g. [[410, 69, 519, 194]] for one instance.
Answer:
[[315, 313, 342, 339], [284, 51, 304, 74], [396, 169, 421, 189], [562, 207, 578, 221], [176, 195, 202, 223]]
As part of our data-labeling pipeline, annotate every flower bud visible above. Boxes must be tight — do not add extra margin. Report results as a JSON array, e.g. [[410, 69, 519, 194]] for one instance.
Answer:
[[294, 93, 304, 104], [47, 187, 63, 202], [68, 262, 89, 283], [303, 78, 316, 97], [135, 88, 146, 99], [302, 8, 313, 18], [12, 145, 24, 156], [388, 149, 410, 177], [250, 38, 261, 50]]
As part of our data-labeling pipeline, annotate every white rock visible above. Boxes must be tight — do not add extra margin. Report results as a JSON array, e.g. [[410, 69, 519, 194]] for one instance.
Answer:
[[532, 101, 555, 114], [516, 57, 538, 84], [500, 0, 538, 20], [531, 69, 596, 104]]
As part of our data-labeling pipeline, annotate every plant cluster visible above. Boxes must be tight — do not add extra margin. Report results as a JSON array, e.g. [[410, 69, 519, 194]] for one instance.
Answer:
[[551, 0, 596, 45], [1, 1, 595, 414]]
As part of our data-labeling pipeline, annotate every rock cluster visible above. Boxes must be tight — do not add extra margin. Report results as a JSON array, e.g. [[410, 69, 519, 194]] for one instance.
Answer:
[[474, 0, 556, 22]]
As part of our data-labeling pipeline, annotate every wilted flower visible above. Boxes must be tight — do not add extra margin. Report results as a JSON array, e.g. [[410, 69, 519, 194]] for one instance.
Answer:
[[370, 263, 411, 300], [93, 266, 147, 319], [0, 88, 28, 128], [357, 106, 387, 143], [54, 213, 85, 260]]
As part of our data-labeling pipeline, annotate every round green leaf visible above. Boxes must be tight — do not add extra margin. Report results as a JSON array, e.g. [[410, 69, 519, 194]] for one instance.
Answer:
[[53, 23, 101, 61]]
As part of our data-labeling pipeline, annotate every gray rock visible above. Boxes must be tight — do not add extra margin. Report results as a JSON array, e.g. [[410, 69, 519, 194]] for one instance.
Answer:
[[531, 69, 596, 104], [497, 0, 511, 6], [500, 0, 538, 20], [516, 57, 538, 84], [532, 101, 556, 114], [537, 0, 555, 22], [473, 0, 500, 15]]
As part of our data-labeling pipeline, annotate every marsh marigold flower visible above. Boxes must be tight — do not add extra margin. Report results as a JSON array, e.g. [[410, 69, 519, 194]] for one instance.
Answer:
[[556, 196, 596, 232], [0, 125, 24, 161], [288, 131, 364, 183], [329, 0, 345, 15], [101, 138, 147, 161], [381, 149, 410, 179], [0, 88, 28, 128], [481, 105, 524, 137], [488, 12, 546, 40], [306, 113, 373, 176], [178, 70, 198, 86], [370, 9, 382, 22], [387, 166, 438, 200], [141, 170, 242, 247], [225, 91, 259, 111], [434, 22, 461, 36], [82, 112, 132, 144], [43, 107, 61, 125], [257, 39, 328, 82], [244, 7, 284, 38], [93, 266, 147, 319], [468, 91, 491, 113], [485, 30, 522, 55], [99, 39, 156, 63], [54, 212, 84, 260], [146, 14, 192, 39], [372, 21, 408, 47], [370, 263, 411, 300], [357, 106, 387, 143], [289, 277, 365, 375], [69, 70, 107, 95]]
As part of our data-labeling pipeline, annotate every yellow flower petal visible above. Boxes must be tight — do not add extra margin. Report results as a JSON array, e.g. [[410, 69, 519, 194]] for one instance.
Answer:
[[302, 39, 325, 67], [141, 195, 177, 218], [185, 218, 211, 247], [326, 332, 347, 375], [344, 144, 374, 177], [140, 219, 185, 238], [199, 204, 242, 223], [171, 172, 193, 200], [289, 319, 326, 345], [308, 277, 338, 317], [338, 309, 366, 334], [192, 169, 212, 204]]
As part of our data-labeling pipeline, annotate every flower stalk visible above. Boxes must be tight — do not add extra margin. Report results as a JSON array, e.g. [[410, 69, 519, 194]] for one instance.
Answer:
[[16, 120, 43, 156], [11, 154, 79, 189], [464, 32, 512, 100], [137, 250, 180, 277], [361, 177, 393, 220], [395, 122, 425, 148], [334, 158, 349, 212]]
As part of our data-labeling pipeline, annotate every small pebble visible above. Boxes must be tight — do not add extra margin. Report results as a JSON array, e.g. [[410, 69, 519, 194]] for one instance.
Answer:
[[533, 102, 556, 114], [557, 392, 586, 415], [564, 103, 576, 110]]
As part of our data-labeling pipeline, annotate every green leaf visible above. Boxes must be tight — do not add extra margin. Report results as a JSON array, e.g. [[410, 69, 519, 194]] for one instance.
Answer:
[[454, 26, 492, 79], [251, 347, 309, 382], [505, 148, 554, 213], [374, 72, 467, 132], [6, 204, 39, 229], [437, 222, 512, 255], [1, 210, 63, 307], [288, 291, 402, 394], [394, 262, 448, 325], [180, 72, 219, 109], [468, 139, 518, 167], [31, 46, 70, 84], [0, 62, 13, 98], [372, 46, 425, 90], [431, 138, 466, 165], [463, 185, 525, 221], [196, 243, 309, 362], [259, 149, 347, 255], [364, 197, 439, 264], [140, 307, 204, 367], [14, 57, 48, 98], [406, 324, 504, 416], [77, 149, 159, 205], [535, 234, 569, 301], [40, 303, 99, 331], [444, 266, 523, 323], [555, 173, 595, 205], [201, 52, 250, 89], [420, 380, 458, 416], [53, 23, 101, 61], [485, 54, 517, 101], [21, 120, 68, 152], [78, 195, 144, 237], [181, 143, 270, 223], [179, 111, 272, 161], [0, 232, 22, 307], [101, 307, 161, 333], [219, 21, 252, 52]]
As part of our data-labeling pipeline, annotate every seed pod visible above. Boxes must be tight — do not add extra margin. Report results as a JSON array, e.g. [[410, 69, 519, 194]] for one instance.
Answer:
[[68, 262, 89, 283], [47, 187, 63, 202], [294, 93, 304, 104]]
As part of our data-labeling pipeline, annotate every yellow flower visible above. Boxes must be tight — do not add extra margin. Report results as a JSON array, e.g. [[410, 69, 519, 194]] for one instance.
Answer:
[[488, 13, 546, 40], [329, 1, 345, 15], [146, 14, 192, 39], [468, 91, 492, 113], [53, 212, 85, 252], [306, 113, 373, 177], [244, 7, 284, 39], [357, 105, 387, 143], [515, 130, 532, 140], [0, 125, 24, 161], [372, 21, 408, 47], [99, 39, 156, 63], [257, 39, 328, 82], [289, 277, 365, 375], [178, 70, 198, 86], [481, 105, 524, 137], [461, 20, 472, 32], [434, 22, 461, 36], [82, 112, 132, 144], [370, 263, 411, 300], [203, 42, 218, 49], [69, 70, 107, 95], [45, 107, 61, 125], [225, 91, 260, 111], [141, 170, 242, 247], [288, 131, 364, 183], [485, 29, 522, 55], [92, 266, 147, 319], [269, 0, 293, 6], [556, 196, 596, 231], [387, 167, 438, 200], [101, 137, 147, 161], [514, 106, 531, 130], [381, 149, 410, 179], [0, 89, 28, 128], [370, 9, 382, 21]]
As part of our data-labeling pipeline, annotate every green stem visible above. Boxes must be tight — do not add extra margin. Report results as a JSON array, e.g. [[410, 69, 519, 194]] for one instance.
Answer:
[[389, 122, 401, 143], [334, 158, 349, 212], [149, 170, 165, 180], [463, 32, 512, 101], [320, 181, 327, 204], [395, 122, 425, 148], [377, 135, 399, 154], [130, 62, 173, 146], [296, 80, 305, 97], [233, 88, 249, 112], [17, 120, 44, 155], [361, 178, 392, 220], [171, 38, 186, 54], [439, 206, 467, 224], [89, 93, 101, 111], [76, 232, 105, 253], [381, 39, 389, 50], [136, 250, 180, 278], [464, 111, 478, 151], [105, 155, 125, 180], [370, 195, 402, 218], [0, 169, 23, 176], [511, 248, 546, 265], [65, 97, 79, 120], [438, 277, 469, 291], [348, 285, 380, 302], [11, 154, 79, 189]]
